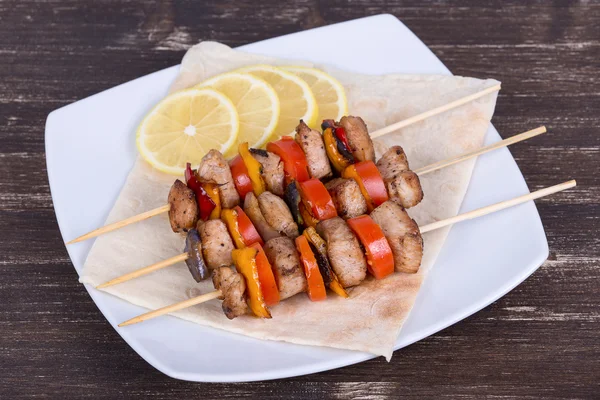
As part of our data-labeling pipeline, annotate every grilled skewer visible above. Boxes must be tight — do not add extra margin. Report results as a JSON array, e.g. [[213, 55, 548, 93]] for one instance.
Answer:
[[117, 179, 576, 326], [66, 123, 545, 244]]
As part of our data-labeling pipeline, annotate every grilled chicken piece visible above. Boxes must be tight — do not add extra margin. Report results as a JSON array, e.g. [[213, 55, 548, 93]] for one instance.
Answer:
[[249, 148, 285, 196], [263, 237, 307, 300], [212, 267, 249, 319], [257, 192, 299, 238], [197, 219, 234, 270], [376, 146, 424, 208], [370, 201, 423, 274], [197, 149, 240, 209], [167, 179, 199, 233], [316, 217, 367, 288], [244, 193, 282, 242], [295, 120, 332, 180], [325, 178, 368, 220], [339, 116, 375, 162]]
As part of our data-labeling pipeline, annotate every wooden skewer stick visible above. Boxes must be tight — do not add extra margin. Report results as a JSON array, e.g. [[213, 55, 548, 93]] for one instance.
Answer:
[[117, 179, 576, 327], [414, 126, 546, 175], [118, 290, 222, 327], [369, 84, 501, 139], [96, 253, 188, 289], [419, 180, 576, 234], [95, 126, 547, 288], [66, 204, 170, 245]]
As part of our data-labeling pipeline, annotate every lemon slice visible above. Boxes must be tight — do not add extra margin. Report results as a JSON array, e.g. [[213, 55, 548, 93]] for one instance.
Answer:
[[197, 72, 279, 158], [137, 88, 239, 175], [283, 66, 347, 129], [235, 65, 318, 140]]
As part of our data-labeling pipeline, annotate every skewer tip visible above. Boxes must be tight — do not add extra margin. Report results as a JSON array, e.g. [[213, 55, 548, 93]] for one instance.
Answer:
[[118, 320, 135, 327]]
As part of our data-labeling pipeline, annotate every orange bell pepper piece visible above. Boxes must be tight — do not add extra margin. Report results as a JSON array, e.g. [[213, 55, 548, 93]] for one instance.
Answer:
[[239, 142, 266, 197], [221, 207, 263, 249], [298, 178, 337, 220], [302, 227, 348, 298], [202, 183, 221, 220], [267, 136, 310, 184], [347, 215, 394, 279], [295, 235, 327, 301], [249, 243, 280, 306], [232, 247, 271, 318]]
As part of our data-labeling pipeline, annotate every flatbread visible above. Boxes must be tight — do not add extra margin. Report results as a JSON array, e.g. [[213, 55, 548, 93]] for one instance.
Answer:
[[80, 42, 499, 360]]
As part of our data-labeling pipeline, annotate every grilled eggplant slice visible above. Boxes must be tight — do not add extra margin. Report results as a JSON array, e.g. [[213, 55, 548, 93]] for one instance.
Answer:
[[184, 229, 210, 282]]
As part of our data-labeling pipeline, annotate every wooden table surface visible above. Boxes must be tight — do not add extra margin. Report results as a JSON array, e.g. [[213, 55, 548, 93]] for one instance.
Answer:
[[1, 1, 598, 398]]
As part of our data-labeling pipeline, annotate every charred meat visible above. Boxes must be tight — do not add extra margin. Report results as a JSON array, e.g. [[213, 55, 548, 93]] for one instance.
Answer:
[[325, 178, 368, 220], [295, 120, 332, 180], [197, 219, 234, 270], [167, 179, 199, 233], [263, 237, 307, 300], [243, 192, 282, 242], [339, 116, 375, 162], [316, 217, 367, 288], [258, 191, 299, 238], [249, 148, 285, 197], [196, 149, 240, 209], [376, 146, 423, 208], [212, 266, 249, 319]]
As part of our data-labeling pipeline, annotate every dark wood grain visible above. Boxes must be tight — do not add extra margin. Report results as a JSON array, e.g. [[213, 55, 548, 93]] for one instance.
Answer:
[[1, 1, 598, 398]]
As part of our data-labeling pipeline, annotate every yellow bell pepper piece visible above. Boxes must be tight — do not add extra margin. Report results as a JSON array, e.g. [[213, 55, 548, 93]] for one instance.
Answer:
[[221, 208, 245, 249], [239, 142, 266, 196], [323, 127, 353, 173], [203, 183, 221, 220], [232, 247, 272, 318]]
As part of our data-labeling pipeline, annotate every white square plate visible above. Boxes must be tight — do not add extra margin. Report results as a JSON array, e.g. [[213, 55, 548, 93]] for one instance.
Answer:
[[45, 14, 548, 382]]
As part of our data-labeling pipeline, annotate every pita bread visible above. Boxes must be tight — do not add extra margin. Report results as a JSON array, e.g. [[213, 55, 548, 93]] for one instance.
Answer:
[[80, 42, 499, 360]]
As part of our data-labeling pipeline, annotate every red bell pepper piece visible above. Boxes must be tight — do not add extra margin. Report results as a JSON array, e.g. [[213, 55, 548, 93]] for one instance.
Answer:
[[295, 235, 327, 301], [342, 161, 389, 212], [333, 126, 351, 152], [184, 163, 216, 221], [249, 243, 280, 306], [229, 155, 253, 200], [347, 215, 394, 280], [267, 136, 310, 184], [297, 178, 337, 221], [234, 206, 264, 247]]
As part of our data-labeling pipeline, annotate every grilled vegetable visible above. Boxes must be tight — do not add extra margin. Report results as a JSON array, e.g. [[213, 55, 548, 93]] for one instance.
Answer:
[[221, 207, 264, 249], [295, 235, 327, 301], [184, 229, 210, 282], [229, 155, 253, 200], [347, 215, 394, 280], [184, 163, 215, 221], [267, 136, 310, 184], [303, 227, 348, 298], [284, 181, 304, 226], [299, 202, 320, 228], [342, 161, 389, 212], [323, 126, 354, 173], [297, 178, 338, 221], [249, 243, 280, 306], [202, 183, 221, 220], [232, 247, 271, 318], [239, 142, 266, 197]]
